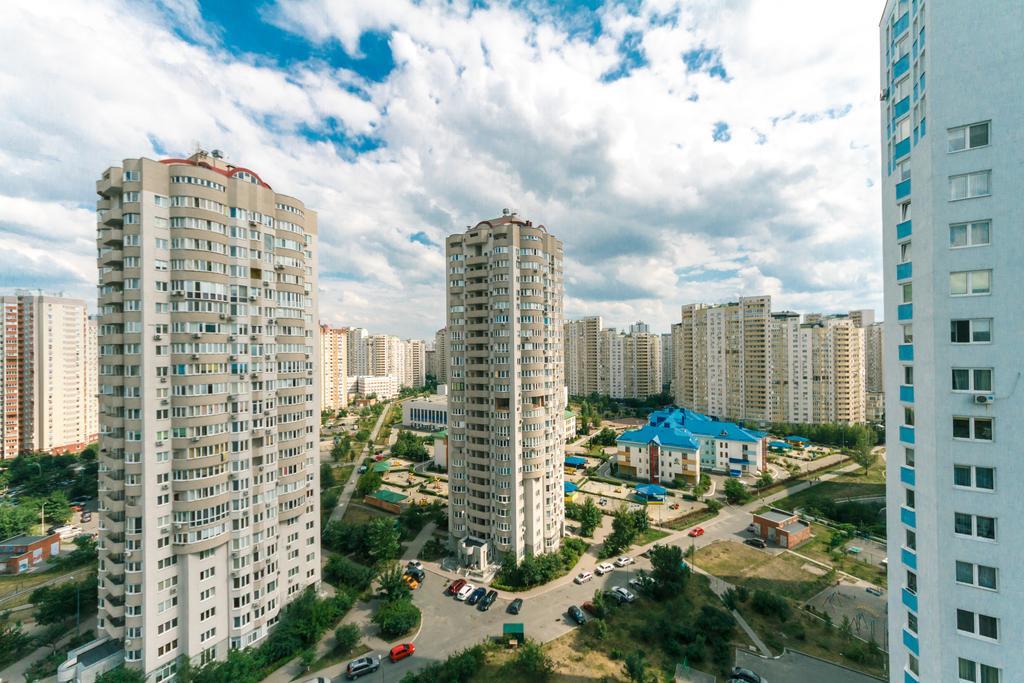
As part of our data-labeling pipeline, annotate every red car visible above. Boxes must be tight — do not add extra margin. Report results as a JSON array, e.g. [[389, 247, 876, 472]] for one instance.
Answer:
[[446, 578, 466, 596], [389, 643, 415, 662], [688, 526, 705, 537]]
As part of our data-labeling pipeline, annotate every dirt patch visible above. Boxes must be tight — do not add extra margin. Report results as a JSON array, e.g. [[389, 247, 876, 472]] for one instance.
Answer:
[[545, 631, 625, 681], [801, 562, 828, 576], [694, 541, 830, 601]]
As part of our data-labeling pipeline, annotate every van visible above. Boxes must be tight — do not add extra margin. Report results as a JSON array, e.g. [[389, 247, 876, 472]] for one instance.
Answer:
[[51, 525, 81, 541]]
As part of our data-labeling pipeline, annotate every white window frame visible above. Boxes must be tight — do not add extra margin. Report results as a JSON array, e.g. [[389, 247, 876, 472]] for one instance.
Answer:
[[955, 560, 998, 591], [952, 416, 993, 442], [953, 465, 995, 492], [949, 171, 991, 201], [948, 121, 991, 153], [949, 220, 991, 249], [950, 269, 991, 296], [951, 367, 992, 393]]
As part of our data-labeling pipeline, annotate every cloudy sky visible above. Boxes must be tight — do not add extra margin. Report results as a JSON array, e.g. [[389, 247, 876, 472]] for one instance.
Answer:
[[0, 0, 883, 339]]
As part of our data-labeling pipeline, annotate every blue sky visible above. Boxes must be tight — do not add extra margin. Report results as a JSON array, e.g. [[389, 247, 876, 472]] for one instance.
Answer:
[[0, 0, 883, 338]]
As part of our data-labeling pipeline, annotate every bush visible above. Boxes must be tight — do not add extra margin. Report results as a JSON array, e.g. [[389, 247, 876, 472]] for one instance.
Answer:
[[750, 590, 791, 621], [334, 624, 361, 656], [493, 537, 588, 590], [399, 644, 488, 683], [323, 555, 376, 592], [373, 598, 420, 638], [507, 639, 553, 680], [356, 470, 383, 497], [723, 479, 751, 505]]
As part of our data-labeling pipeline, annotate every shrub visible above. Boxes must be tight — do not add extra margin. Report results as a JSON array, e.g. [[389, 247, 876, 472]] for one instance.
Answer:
[[751, 590, 791, 621], [334, 624, 361, 656], [373, 598, 420, 638]]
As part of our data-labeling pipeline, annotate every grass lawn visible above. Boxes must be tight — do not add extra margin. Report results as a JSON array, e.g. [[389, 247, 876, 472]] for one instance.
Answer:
[[693, 541, 830, 601], [661, 506, 718, 531], [340, 503, 393, 526], [772, 460, 886, 514], [793, 524, 887, 588], [302, 643, 370, 678], [0, 566, 94, 609], [634, 528, 669, 546]]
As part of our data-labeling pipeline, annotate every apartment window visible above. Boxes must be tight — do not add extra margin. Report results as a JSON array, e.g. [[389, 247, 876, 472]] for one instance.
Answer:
[[948, 122, 990, 152], [950, 270, 991, 296], [951, 319, 992, 344], [956, 561, 998, 590], [899, 240, 912, 262], [907, 611, 918, 633], [901, 324, 913, 343], [904, 407, 915, 426], [949, 171, 991, 200], [901, 283, 913, 303], [904, 448, 915, 468], [899, 201, 911, 221], [903, 366, 914, 385], [905, 488, 915, 510], [959, 657, 1001, 683], [905, 528, 916, 551], [954, 465, 995, 491], [954, 513, 996, 540], [952, 368, 992, 392], [953, 416, 993, 441], [956, 609, 998, 640], [950, 220, 991, 248]]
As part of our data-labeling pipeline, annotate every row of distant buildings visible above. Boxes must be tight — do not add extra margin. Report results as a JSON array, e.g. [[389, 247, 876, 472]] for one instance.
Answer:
[[0, 291, 98, 459], [319, 325, 429, 408], [564, 296, 884, 425]]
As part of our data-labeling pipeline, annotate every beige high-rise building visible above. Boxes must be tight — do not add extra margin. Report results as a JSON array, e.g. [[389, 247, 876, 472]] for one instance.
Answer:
[[403, 339, 426, 388], [320, 323, 348, 411], [863, 321, 885, 422], [433, 328, 448, 383], [446, 212, 565, 568], [768, 311, 801, 423], [672, 296, 772, 422], [0, 292, 98, 458], [345, 327, 368, 377], [848, 309, 875, 329], [563, 316, 601, 396], [660, 332, 673, 391], [83, 152, 320, 680]]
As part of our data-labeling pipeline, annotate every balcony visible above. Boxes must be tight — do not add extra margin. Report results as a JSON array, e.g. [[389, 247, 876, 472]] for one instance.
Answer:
[[896, 261, 912, 281], [894, 137, 911, 160], [900, 466, 915, 486], [901, 547, 917, 570], [893, 12, 909, 37], [896, 219, 912, 239], [898, 344, 914, 361], [901, 587, 917, 612], [899, 384, 915, 403], [893, 54, 910, 79], [900, 505, 916, 528], [897, 303, 912, 321], [902, 628, 919, 656], [893, 96, 910, 120], [895, 178, 911, 199], [899, 425, 915, 445]]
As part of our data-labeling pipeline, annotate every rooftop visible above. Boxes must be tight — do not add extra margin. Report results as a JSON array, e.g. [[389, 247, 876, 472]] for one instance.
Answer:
[[756, 509, 797, 524], [368, 490, 408, 504], [0, 534, 53, 547], [619, 407, 762, 449]]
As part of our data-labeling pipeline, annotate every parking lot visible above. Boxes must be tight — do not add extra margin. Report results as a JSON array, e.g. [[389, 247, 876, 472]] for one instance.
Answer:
[[735, 648, 884, 683]]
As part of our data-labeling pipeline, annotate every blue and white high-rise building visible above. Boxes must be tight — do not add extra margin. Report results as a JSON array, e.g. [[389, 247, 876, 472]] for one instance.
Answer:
[[880, 2, 1023, 682]]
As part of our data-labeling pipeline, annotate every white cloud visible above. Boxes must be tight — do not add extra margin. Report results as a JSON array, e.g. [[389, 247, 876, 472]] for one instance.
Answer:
[[0, 0, 883, 337]]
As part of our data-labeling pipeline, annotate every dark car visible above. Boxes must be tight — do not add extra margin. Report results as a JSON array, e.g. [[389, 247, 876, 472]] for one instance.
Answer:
[[729, 667, 763, 683], [405, 567, 425, 582], [478, 589, 498, 611], [744, 538, 767, 549], [507, 598, 523, 615], [466, 586, 487, 605], [345, 655, 380, 680], [568, 605, 586, 625]]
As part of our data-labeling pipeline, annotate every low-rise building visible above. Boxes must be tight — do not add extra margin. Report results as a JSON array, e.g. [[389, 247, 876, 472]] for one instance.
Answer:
[[432, 430, 448, 470], [0, 532, 61, 574], [750, 509, 811, 548], [615, 407, 766, 483], [402, 392, 448, 431], [350, 375, 401, 400]]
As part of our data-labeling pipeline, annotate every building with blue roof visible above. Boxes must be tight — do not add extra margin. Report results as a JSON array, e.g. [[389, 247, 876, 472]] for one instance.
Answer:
[[564, 455, 587, 469], [615, 407, 767, 482]]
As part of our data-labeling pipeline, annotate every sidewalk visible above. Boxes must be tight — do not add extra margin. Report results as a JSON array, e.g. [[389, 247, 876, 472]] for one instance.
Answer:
[[329, 401, 395, 523]]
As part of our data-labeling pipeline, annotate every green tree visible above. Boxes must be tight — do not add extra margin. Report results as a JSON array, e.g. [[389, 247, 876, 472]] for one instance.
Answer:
[[624, 650, 647, 683], [591, 588, 609, 618], [852, 428, 878, 475], [755, 470, 774, 490], [693, 473, 711, 496], [0, 503, 38, 538], [320, 463, 336, 489], [31, 573, 98, 625], [630, 507, 650, 534], [96, 666, 147, 683], [355, 470, 383, 497], [373, 598, 420, 638], [577, 497, 602, 537], [649, 544, 688, 598], [331, 437, 352, 462], [324, 555, 376, 591], [602, 505, 638, 557], [509, 639, 553, 680], [377, 562, 412, 602], [365, 518, 401, 564], [723, 478, 750, 505], [334, 624, 361, 656]]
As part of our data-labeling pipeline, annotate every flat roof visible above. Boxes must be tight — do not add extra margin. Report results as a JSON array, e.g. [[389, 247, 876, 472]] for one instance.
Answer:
[[0, 534, 52, 546], [756, 509, 796, 524], [369, 490, 408, 504], [78, 638, 124, 667], [782, 521, 810, 535]]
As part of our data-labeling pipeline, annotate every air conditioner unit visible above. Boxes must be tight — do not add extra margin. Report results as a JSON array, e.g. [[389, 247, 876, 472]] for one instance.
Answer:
[[190, 436, 200, 442], [231, 551, 239, 558], [192, 333, 202, 339], [227, 316, 235, 322], [173, 523, 185, 530], [155, 440, 164, 447], [153, 334, 162, 341], [275, 264, 284, 270], [161, 483, 169, 491], [249, 220, 258, 227], [171, 291, 183, 297], [249, 296, 256, 302], [159, 377, 167, 383], [973, 394, 995, 405], [219, 314, 227, 320], [191, 354, 200, 360], [264, 354, 272, 360], [250, 335, 258, 341], [229, 355, 237, 361], [228, 335, 237, 341], [227, 394, 236, 400], [160, 399, 168, 406]]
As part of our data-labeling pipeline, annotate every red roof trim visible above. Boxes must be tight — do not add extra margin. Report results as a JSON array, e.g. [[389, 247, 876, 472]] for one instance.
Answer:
[[159, 158, 272, 190]]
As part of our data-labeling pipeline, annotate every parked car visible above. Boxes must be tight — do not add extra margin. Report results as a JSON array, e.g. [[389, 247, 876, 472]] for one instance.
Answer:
[[628, 575, 654, 590], [688, 526, 705, 537], [407, 560, 423, 571], [303, 677, 332, 683], [568, 605, 586, 624], [595, 562, 614, 576], [479, 589, 498, 611], [69, 504, 83, 512], [404, 567, 425, 582], [574, 571, 593, 584], [402, 575, 420, 590], [866, 586, 884, 596], [357, 465, 368, 473], [746, 523, 759, 533], [466, 586, 487, 605], [456, 584, 475, 601], [614, 556, 634, 567], [744, 538, 767, 549], [507, 598, 523, 615], [345, 655, 381, 679], [729, 667, 764, 683], [80, 512, 92, 523], [389, 643, 415, 662], [598, 497, 608, 506], [609, 586, 636, 603], [447, 578, 466, 596]]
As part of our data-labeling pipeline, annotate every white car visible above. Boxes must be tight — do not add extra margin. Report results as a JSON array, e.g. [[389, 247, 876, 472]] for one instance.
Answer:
[[614, 556, 634, 567], [574, 571, 593, 584], [610, 586, 636, 603], [628, 575, 654, 590], [455, 584, 475, 601], [595, 563, 614, 576]]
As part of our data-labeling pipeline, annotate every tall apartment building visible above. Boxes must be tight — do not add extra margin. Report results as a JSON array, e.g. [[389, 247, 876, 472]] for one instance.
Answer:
[[367, 334, 402, 381], [345, 327, 368, 377], [84, 153, 321, 680], [0, 292, 98, 458], [864, 322, 885, 423], [319, 324, 348, 411], [563, 316, 601, 396], [433, 327, 448, 383], [672, 296, 772, 423], [849, 309, 876, 328], [619, 330, 661, 400], [404, 339, 426, 388], [445, 212, 565, 569], [881, 3, 1020, 682], [660, 332, 673, 391], [801, 316, 865, 425], [598, 328, 626, 399]]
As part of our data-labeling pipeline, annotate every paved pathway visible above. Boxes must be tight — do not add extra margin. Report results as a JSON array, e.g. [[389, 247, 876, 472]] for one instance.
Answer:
[[328, 402, 395, 524], [0, 616, 97, 683]]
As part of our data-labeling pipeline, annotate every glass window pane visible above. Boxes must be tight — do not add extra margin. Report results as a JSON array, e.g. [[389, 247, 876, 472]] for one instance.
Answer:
[[975, 467, 994, 490], [978, 614, 998, 639], [951, 320, 970, 343], [970, 123, 989, 148], [950, 272, 968, 295], [970, 172, 990, 197], [972, 319, 991, 342], [980, 663, 1001, 683], [977, 565, 997, 589], [949, 223, 969, 247], [954, 465, 973, 487], [974, 369, 992, 391], [952, 369, 970, 390], [955, 560, 974, 583], [971, 270, 991, 293], [976, 516, 995, 539], [948, 128, 966, 152], [950, 175, 968, 200], [955, 512, 973, 534], [957, 609, 975, 632], [953, 418, 972, 439], [971, 221, 990, 245], [975, 418, 993, 441], [959, 658, 977, 681]]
